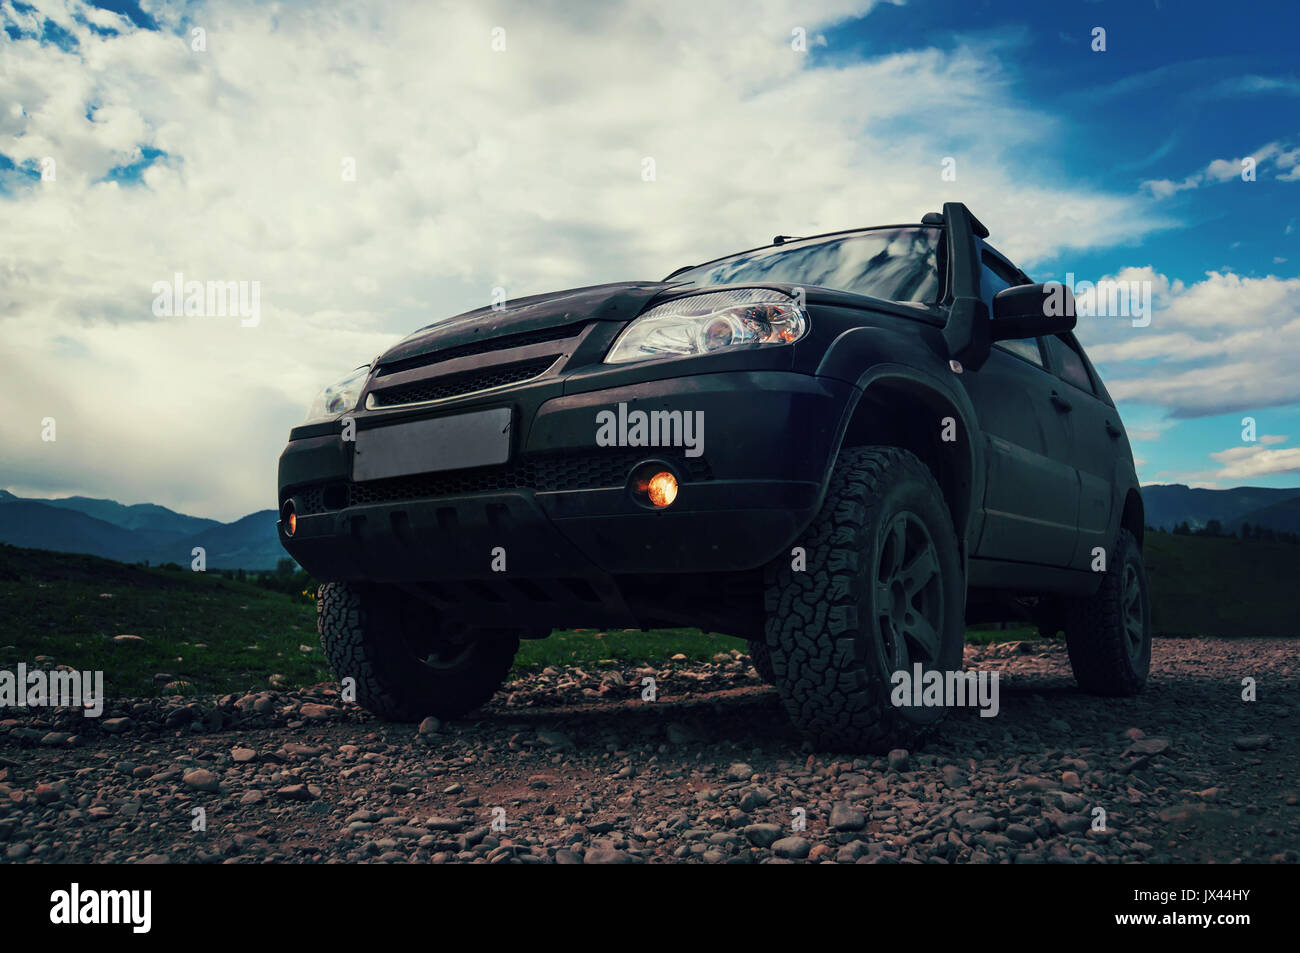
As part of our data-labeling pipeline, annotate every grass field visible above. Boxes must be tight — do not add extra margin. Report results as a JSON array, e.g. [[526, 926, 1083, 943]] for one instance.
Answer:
[[0, 546, 329, 698], [1143, 532, 1300, 637], [0, 532, 1292, 698]]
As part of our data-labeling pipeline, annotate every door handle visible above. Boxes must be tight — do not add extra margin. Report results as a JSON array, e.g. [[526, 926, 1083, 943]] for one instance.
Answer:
[[1105, 420, 1123, 439], [1049, 391, 1073, 413]]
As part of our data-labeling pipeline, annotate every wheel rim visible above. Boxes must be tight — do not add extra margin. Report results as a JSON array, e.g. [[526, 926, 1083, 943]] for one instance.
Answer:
[[399, 616, 476, 671], [873, 510, 945, 673], [1121, 561, 1146, 661], [416, 642, 475, 670]]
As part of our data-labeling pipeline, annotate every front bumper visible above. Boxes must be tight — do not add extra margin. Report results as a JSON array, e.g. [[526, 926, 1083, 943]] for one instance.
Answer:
[[278, 370, 853, 603]]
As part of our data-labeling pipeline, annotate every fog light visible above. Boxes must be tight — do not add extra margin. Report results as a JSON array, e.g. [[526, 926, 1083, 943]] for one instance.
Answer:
[[646, 471, 678, 508], [282, 500, 297, 536]]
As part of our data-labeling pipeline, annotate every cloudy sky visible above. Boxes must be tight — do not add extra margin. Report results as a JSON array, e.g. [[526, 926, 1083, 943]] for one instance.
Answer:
[[1, 0, 1298, 520]]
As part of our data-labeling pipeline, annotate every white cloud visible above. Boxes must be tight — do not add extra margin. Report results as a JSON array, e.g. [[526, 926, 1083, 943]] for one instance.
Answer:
[[1141, 140, 1298, 196], [1207, 442, 1300, 480], [1080, 268, 1300, 418], [1212, 74, 1300, 97], [1150, 438, 1300, 486], [1, 0, 1169, 518]]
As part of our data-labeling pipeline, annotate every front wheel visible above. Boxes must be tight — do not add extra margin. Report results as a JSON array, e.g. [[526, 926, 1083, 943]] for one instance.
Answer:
[[317, 582, 519, 720], [763, 446, 966, 753], [1064, 529, 1152, 695]]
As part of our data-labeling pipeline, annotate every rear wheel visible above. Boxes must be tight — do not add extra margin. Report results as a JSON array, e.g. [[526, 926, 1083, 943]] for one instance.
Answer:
[[1064, 529, 1151, 695], [747, 639, 777, 685], [317, 582, 519, 720], [763, 446, 965, 753]]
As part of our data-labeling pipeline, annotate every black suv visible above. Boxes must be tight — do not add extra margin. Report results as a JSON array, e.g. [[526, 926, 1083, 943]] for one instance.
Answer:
[[278, 202, 1150, 752]]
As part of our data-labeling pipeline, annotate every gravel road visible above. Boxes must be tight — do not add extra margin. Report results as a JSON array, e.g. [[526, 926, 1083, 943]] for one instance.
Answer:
[[1, 636, 1296, 864]]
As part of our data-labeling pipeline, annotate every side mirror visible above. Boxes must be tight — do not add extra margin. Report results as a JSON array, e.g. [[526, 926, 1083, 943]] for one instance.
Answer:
[[991, 283, 1076, 341]]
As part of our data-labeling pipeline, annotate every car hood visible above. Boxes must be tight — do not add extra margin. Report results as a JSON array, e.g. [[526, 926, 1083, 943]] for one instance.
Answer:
[[378, 281, 683, 367]]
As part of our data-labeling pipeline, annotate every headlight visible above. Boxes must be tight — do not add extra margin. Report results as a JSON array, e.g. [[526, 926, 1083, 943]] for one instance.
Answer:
[[604, 288, 808, 365], [304, 365, 371, 423]]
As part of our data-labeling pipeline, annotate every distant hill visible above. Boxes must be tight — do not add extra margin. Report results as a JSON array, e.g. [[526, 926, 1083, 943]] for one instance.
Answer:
[[1140, 484, 1300, 532], [0, 500, 146, 563], [0, 492, 284, 570], [37, 495, 220, 538], [1230, 496, 1300, 536], [158, 509, 282, 570]]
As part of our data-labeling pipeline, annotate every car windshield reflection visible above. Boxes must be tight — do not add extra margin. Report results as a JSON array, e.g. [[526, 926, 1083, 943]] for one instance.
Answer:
[[669, 226, 941, 303]]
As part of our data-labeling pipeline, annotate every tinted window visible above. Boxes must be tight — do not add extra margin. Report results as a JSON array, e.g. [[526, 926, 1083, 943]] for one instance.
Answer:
[[670, 227, 941, 303], [1049, 335, 1095, 393], [981, 257, 1015, 300], [997, 338, 1045, 366], [982, 252, 1042, 366]]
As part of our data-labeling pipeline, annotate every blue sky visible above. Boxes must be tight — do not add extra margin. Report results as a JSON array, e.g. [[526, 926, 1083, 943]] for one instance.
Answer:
[[0, 0, 1298, 518]]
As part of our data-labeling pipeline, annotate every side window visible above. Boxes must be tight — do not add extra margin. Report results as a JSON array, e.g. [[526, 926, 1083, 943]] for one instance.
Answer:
[[981, 251, 1044, 368], [980, 255, 1014, 303], [1048, 334, 1096, 394], [997, 338, 1045, 366]]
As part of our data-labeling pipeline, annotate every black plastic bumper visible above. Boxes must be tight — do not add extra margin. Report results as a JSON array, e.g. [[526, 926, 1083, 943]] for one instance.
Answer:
[[277, 370, 853, 591]]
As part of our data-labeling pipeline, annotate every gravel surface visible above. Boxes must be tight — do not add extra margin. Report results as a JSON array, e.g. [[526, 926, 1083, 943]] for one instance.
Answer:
[[1, 637, 1297, 864]]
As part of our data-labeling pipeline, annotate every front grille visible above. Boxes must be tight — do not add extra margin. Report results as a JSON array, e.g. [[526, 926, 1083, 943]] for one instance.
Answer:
[[291, 451, 712, 514], [368, 357, 557, 408], [377, 323, 588, 376]]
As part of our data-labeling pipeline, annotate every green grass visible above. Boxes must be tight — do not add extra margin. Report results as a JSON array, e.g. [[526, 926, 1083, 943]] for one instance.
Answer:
[[963, 624, 1039, 645], [0, 545, 329, 698], [513, 628, 747, 670], [1144, 532, 1300, 636]]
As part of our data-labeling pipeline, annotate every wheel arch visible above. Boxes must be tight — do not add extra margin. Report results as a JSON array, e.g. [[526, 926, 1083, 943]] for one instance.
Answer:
[[831, 365, 984, 553], [1121, 486, 1145, 549]]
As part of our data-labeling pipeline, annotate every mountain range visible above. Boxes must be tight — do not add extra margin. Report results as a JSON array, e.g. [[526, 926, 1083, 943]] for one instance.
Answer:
[[0, 490, 282, 570], [1, 482, 1298, 571], [1140, 484, 1300, 534]]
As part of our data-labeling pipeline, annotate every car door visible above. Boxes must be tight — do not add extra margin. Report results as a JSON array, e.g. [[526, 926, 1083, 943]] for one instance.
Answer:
[[1042, 333, 1116, 570], [959, 250, 1080, 567]]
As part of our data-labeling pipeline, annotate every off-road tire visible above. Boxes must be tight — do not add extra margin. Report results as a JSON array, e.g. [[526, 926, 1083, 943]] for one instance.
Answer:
[[747, 639, 777, 685], [1064, 529, 1151, 696], [763, 446, 965, 753], [317, 582, 518, 720]]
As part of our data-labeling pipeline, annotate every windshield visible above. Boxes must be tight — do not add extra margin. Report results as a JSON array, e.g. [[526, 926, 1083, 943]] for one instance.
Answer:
[[668, 226, 942, 303]]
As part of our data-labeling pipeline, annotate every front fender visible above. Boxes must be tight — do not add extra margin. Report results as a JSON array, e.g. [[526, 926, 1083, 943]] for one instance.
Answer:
[[815, 325, 987, 555]]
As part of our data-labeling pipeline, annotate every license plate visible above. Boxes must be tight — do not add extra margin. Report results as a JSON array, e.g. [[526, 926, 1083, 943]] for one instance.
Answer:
[[352, 407, 512, 482]]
